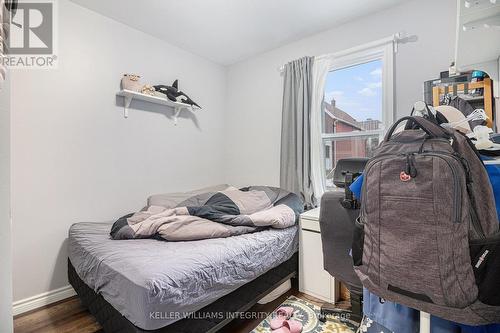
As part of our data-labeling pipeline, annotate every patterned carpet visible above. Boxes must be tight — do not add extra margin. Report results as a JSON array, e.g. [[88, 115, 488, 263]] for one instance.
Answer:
[[251, 296, 356, 333]]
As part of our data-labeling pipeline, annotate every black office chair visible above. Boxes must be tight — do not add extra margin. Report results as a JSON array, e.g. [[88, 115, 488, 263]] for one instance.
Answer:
[[318, 158, 368, 326]]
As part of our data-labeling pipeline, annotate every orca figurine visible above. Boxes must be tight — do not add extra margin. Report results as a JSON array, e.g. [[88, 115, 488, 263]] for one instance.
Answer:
[[154, 80, 201, 109]]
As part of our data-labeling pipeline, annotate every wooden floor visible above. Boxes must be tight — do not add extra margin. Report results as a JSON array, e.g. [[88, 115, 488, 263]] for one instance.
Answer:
[[14, 289, 320, 333], [13, 297, 102, 333]]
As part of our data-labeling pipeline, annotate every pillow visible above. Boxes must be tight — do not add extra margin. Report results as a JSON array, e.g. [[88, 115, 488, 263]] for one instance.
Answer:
[[147, 184, 231, 208]]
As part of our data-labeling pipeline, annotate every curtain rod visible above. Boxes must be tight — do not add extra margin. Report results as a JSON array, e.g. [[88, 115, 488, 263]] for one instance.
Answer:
[[278, 32, 417, 73]]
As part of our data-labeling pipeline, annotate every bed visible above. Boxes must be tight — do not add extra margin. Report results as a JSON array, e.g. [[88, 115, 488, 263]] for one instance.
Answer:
[[68, 221, 299, 333]]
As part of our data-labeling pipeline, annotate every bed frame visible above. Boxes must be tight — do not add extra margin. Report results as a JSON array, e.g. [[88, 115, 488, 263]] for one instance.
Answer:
[[68, 253, 298, 333]]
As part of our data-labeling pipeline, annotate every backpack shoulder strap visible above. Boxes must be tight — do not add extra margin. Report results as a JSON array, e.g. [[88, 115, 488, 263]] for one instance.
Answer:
[[385, 116, 452, 142]]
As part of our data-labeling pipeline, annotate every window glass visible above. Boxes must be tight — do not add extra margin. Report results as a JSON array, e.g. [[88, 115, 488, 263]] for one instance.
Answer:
[[322, 59, 383, 134], [324, 135, 379, 188], [322, 59, 383, 189]]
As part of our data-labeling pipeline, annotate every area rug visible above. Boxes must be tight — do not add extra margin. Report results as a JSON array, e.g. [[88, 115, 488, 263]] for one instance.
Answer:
[[251, 296, 356, 333]]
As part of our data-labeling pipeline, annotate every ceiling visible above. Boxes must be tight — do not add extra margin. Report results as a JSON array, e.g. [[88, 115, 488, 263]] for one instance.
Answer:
[[70, 0, 412, 65]]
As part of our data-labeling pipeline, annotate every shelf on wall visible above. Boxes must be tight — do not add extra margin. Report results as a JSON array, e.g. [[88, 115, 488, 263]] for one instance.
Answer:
[[462, 13, 500, 30], [455, 0, 500, 69], [116, 89, 198, 125], [464, 0, 497, 10]]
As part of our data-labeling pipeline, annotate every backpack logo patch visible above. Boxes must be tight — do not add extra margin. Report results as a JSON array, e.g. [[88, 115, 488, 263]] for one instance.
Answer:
[[475, 250, 489, 268], [400, 171, 411, 182]]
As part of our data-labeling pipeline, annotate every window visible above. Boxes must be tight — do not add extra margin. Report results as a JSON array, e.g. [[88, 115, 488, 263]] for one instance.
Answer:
[[321, 40, 394, 189]]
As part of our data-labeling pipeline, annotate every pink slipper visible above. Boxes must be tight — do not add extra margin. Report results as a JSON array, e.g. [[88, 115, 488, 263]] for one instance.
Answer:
[[272, 319, 303, 333], [269, 306, 294, 329]]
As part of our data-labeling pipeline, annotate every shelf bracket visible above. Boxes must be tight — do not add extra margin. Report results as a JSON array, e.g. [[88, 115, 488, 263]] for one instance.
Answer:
[[123, 96, 132, 118], [172, 106, 194, 125], [173, 107, 182, 126]]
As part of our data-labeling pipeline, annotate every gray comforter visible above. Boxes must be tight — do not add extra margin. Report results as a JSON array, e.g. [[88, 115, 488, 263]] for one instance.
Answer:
[[110, 185, 303, 241]]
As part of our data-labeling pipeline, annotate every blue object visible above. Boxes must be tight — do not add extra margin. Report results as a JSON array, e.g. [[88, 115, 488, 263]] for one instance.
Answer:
[[458, 323, 500, 333], [484, 163, 500, 223], [349, 173, 363, 199], [363, 288, 463, 333], [363, 289, 419, 333], [471, 70, 485, 79]]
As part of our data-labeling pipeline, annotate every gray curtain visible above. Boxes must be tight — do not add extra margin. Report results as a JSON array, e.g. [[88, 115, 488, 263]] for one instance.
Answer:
[[280, 56, 316, 208], [0, 0, 12, 83], [0, 1, 6, 83]]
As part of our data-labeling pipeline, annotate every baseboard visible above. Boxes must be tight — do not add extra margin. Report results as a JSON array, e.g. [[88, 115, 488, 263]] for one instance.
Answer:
[[13, 285, 76, 316]]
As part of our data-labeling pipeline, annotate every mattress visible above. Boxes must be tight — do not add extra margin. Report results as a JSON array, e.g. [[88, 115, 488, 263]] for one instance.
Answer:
[[68, 255, 298, 333], [68, 222, 298, 330]]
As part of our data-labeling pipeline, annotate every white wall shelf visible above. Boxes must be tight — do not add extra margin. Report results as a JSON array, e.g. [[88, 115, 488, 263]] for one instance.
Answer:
[[463, 13, 500, 30], [116, 89, 197, 125], [465, 0, 498, 10], [455, 0, 500, 70]]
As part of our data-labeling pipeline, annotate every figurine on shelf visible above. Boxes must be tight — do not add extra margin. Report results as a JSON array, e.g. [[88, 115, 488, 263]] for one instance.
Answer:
[[153, 80, 201, 109], [121, 74, 142, 92], [141, 84, 156, 96], [153, 90, 165, 98]]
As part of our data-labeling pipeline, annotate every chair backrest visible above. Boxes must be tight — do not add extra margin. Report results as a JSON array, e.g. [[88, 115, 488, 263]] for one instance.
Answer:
[[319, 158, 368, 293], [332, 158, 369, 188]]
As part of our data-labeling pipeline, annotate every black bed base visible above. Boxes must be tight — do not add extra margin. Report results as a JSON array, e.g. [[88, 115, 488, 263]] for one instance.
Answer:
[[68, 253, 298, 333]]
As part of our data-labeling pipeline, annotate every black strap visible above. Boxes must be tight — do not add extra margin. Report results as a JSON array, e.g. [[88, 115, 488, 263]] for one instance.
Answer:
[[385, 116, 452, 142], [4, 0, 17, 14], [341, 171, 360, 209], [388, 285, 434, 303]]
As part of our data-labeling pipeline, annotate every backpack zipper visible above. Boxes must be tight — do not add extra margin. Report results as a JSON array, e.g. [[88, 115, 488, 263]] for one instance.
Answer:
[[421, 151, 485, 238], [363, 140, 486, 239], [406, 153, 418, 178], [469, 202, 485, 239], [420, 152, 462, 224], [363, 152, 462, 224], [453, 154, 486, 239], [361, 151, 485, 234], [360, 153, 404, 220]]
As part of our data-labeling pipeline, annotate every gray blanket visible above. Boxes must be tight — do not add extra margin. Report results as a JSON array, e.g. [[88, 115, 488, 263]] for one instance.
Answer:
[[110, 186, 303, 241]]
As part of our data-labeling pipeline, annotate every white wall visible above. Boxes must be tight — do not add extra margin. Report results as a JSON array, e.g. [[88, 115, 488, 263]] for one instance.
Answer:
[[0, 71, 12, 330], [223, 0, 457, 187], [11, 0, 227, 302], [10, 0, 459, 309]]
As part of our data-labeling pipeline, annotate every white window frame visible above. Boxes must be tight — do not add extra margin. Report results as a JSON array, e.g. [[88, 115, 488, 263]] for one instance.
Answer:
[[319, 37, 395, 190], [321, 38, 395, 144], [310, 36, 397, 197]]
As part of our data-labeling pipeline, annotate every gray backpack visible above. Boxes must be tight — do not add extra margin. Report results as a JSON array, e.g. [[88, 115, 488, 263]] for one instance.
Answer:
[[353, 116, 500, 325]]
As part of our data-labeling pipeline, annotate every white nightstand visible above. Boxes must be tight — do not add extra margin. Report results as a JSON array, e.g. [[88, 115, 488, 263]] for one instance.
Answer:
[[298, 207, 338, 303]]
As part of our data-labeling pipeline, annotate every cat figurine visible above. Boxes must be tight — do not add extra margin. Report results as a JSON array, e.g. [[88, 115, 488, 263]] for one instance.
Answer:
[[121, 74, 142, 92]]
